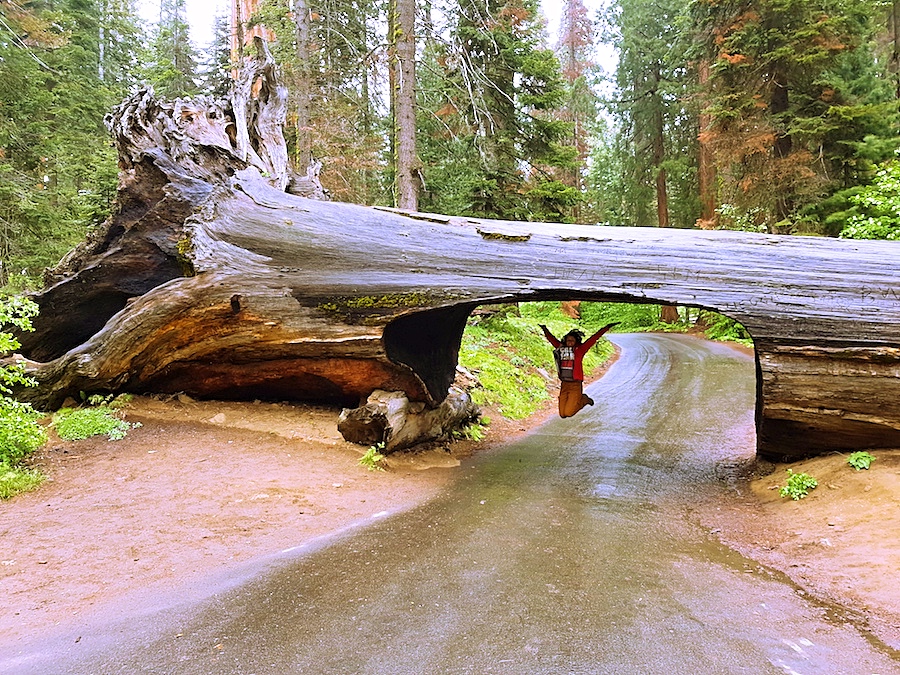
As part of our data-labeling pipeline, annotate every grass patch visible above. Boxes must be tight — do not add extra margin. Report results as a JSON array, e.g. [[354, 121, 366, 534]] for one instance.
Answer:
[[52, 405, 142, 441], [0, 463, 44, 499]]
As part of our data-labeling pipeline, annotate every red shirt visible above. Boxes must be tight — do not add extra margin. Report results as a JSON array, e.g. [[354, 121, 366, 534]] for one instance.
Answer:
[[542, 328, 606, 382]]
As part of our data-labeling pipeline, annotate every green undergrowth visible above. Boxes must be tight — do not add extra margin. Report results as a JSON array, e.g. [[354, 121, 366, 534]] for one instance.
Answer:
[[459, 301, 753, 423], [52, 395, 141, 441], [0, 295, 47, 499]]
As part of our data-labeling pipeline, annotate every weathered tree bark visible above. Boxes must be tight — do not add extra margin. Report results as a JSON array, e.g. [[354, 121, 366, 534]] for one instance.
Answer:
[[389, 0, 419, 210], [11, 75, 900, 461], [338, 388, 478, 453], [290, 0, 317, 177]]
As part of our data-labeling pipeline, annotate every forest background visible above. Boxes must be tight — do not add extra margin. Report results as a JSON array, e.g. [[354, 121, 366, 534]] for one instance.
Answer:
[[3, 0, 900, 293]]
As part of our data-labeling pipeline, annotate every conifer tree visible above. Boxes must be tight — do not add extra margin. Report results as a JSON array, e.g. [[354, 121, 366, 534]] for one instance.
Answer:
[[0, 0, 143, 286], [419, 0, 577, 221], [555, 0, 596, 222], [146, 0, 201, 97], [693, 0, 896, 231], [608, 0, 697, 229]]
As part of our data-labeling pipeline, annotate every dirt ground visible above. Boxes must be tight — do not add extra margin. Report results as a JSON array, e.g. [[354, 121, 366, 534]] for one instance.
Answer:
[[2, 391, 899, 653]]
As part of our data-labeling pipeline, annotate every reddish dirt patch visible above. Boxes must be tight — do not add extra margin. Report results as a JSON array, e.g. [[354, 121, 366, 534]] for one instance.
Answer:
[[696, 443, 900, 650]]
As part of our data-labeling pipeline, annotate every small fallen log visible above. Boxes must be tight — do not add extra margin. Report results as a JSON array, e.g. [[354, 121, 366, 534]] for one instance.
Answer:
[[338, 388, 479, 452]]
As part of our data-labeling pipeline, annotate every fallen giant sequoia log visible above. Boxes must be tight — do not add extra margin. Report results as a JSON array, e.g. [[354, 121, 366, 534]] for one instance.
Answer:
[[13, 84, 900, 460]]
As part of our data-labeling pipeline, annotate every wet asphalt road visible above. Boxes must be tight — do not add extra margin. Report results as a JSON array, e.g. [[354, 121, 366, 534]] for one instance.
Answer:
[[4, 334, 899, 674]]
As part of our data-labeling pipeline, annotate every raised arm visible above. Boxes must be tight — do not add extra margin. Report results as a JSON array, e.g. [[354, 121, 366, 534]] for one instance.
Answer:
[[581, 322, 620, 350], [539, 324, 561, 348]]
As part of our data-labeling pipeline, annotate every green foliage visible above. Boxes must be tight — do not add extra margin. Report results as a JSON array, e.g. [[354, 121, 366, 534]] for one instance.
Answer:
[[52, 406, 141, 442], [578, 302, 670, 332], [696, 311, 752, 345], [417, 0, 576, 221], [840, 160, 900, 241], [0, 464, 44, 500], [0, 398, 47, 466], [359, 443, 386, 471], [691, 0, 896, 229], [780, 469, 818, 501], [715, 204, 768, 234], [603, 0, 699, 229], [452, 419, 489, 442], [847, 451, 876, 471], [143, 0, 201, 98], [0, 0, 142, 284], [0, 295, 45, 496]]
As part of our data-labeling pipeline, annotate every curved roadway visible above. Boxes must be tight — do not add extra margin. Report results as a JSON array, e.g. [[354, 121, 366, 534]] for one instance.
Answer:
[[4, 334, 898, 674]]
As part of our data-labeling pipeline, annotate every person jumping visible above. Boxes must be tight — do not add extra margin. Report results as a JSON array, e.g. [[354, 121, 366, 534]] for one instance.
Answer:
[[539, 322, 618, 418]]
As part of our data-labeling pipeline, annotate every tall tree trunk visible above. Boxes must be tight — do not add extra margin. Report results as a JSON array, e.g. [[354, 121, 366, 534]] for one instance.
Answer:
[[893, 0, 900, 98], [390, 0, 419, 210], [292, 0, 313, 173], [697, 59, 717, 229], [651, 69, 669, 229], [652, 68, 678, 324], [770, 67, 792, 221]]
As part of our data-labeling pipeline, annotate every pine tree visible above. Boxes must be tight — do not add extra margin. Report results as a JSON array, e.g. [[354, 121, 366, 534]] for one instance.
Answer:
[[0, 0, 143, 286], [251, 0, 386, 203], [419, 0, 577, 221], [693, 0, 896, 231], [199, 14, 234, 98], [146, 0, 201, 97], [608, 0, 697, 229], [556, 0, 596, 219]]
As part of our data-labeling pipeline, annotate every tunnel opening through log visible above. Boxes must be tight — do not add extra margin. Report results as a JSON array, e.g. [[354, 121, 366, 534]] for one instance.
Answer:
[[455, 299, 759, 439]]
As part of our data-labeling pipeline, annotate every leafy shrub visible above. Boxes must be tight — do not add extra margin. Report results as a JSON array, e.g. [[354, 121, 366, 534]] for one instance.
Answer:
[[52, 406, 141, 441], [0, 398, 47, 465], [839, 160, 900, 241], [0, 295, 46, 498], [453, 419, 489, 442], [359, 443, 386, 471], [847, 451, 876, 471], [780, 469, 818, 500], [0, 464, 44, 499], [697, 310, 752, 344]]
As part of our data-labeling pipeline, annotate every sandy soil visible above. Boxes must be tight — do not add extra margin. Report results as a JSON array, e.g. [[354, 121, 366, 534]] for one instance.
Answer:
[[2, 392, 899, 653]]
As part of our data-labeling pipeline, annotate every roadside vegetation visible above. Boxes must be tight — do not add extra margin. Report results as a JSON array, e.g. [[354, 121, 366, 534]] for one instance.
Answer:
[[0, 296, 47, 498], [0, 296, 143, 499], [52, 395, 142, 442]]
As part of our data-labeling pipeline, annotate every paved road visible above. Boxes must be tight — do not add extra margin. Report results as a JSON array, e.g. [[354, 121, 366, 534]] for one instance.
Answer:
[[5, 334, 898, 674]]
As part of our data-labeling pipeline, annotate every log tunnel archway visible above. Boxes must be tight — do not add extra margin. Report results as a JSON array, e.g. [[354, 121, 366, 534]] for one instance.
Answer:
[[11, 87, 900, 463], [380, 296, 765, 451]]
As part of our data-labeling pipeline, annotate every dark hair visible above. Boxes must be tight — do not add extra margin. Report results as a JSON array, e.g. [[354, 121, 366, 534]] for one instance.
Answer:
[[563, 329, 584, 344]]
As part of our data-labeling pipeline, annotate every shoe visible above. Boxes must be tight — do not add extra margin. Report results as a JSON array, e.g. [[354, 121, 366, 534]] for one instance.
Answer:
[[586, 396, 594, 406]]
